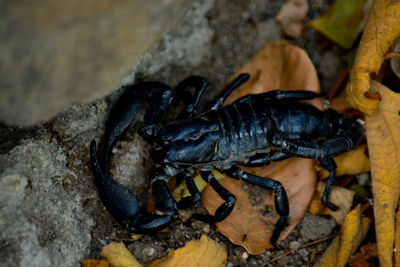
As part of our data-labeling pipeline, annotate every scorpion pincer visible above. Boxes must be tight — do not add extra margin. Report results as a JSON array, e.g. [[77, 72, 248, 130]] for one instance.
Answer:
[[90, 73, 364, 248]]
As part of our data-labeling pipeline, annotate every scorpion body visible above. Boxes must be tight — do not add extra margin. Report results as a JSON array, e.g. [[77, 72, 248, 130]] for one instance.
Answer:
[[90, 74, 364, 248]]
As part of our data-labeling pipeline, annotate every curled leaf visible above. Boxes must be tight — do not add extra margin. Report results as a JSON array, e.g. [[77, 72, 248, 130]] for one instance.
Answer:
[[148, 235, 227, 267], [365, 81, 400, 267], [314, 204, 371, 267], [346, 0, 400, 115], [100, 242, 142, 267]]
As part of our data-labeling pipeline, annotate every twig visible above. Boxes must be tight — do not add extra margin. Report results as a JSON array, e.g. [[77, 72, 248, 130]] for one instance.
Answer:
[[384, 52, 400, 60], [263, 234, 336, 266]]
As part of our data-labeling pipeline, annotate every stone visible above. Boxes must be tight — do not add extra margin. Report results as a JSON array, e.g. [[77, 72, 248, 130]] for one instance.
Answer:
[[0, 0, 191, 126], [0, 137, 95, 266]]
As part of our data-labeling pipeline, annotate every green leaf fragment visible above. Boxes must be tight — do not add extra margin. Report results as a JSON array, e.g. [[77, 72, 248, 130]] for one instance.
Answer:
[[311, 0, 368, 49]]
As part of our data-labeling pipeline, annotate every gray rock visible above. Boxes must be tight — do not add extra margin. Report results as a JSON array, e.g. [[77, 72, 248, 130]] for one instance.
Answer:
[[0, 0, 192, 126], [0, 137, 95, 267], [299, 213, 336, 242]]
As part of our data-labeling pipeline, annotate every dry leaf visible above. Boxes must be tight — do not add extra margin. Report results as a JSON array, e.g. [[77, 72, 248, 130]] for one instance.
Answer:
[[224, 39, 321, 108], [349, 253, 371, 267], [148, 235, 227, 267], [81, 259, 112, 267], [365, 81, 400, 267], [310, 0, 368, 49], [203, 158, 317, 254], [314, 204, 371, 267], [346, 0, 400, 115], [309, 181, 355, 225], [100, 242, 142, 267], [317, 145, 370, 179], [276, 0, 308, 38]]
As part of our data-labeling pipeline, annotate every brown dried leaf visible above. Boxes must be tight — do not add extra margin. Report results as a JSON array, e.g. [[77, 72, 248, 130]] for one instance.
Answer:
[[148, 235, 227, 267], [100, 242, 142, 267], [365, 81, 400, 267], [202, 40, 321, 253], [225, 39, 321, 106], [276, 0, 308, 38], [349, 253, 372, 267], [81, 259, 112, 267], [203, 158, 317, 254]]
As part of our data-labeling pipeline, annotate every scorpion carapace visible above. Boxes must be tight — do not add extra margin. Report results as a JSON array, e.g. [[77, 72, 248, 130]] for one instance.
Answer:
[[90, 73, 364, 248]]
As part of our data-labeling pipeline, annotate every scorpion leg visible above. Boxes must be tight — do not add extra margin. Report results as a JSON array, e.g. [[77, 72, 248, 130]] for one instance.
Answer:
[[130, 167, 178, 233], [177, 173, 201, 209], [211, 73, 250, 110], [245, 151, 291, 167], [278, 136, 358, 159], [225, 166, 289, 249], [231, 90, 318, 105], [276, 136, 362, 211], [318, 158, 339, 211], [193, 171, 236, 222], [174, 76, 209, 119]]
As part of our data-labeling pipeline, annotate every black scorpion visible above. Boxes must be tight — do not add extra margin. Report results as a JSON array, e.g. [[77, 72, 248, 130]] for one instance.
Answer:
[[90, 73, 364, 248]]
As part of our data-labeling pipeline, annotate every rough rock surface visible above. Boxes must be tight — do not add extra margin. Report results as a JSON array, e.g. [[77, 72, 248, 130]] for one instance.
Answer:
[[0, 0, 191, 126], [0, 137, 95, 266]]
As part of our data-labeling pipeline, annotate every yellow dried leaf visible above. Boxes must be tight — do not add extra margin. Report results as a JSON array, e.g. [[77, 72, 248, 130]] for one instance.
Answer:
[[365, 81, 400, 267], [81, 259, 112, 267], [100, 242, 142, 267], [318, 145, 370, 179], [148, 235, 227, 267], [346, 0, 400, 115], [314, 204, 371, 267]]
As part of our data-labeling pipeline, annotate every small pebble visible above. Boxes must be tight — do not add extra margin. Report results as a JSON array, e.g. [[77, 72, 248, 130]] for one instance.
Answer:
[[289, 241, 301, 250], [241, 252, 249, 260], [144, 247, 155, 256], [298, 248, 309, 257]]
